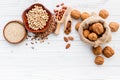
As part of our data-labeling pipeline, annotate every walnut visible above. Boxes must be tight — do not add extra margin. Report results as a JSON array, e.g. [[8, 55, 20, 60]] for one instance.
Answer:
[[71, 9, 81, 19], [95, 56, 104, 65], [92, 23, 104, 35], [92, 46, 102, 55], [99, 9, 109, 19], [102, 46, 114, 58], [75, 22, 81, 31], [81, 12, 90, 20], [88, 32, 98, 41], [83, 29, 90, 38], [109, 22, 119, 32]]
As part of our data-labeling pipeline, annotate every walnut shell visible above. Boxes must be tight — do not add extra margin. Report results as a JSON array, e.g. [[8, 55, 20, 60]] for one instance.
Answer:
[[99, 9, 109, 19], [95, 56, 104, 65], [109, 22, 119, 32], [71, 9, 81, 19], [83, 29, 90, 38], [92, 23, 104, 35], [102, 46, 114, 58], [88, 32, 98, 41], [92, 46, 102, 55], [81, 12, 90, 20]]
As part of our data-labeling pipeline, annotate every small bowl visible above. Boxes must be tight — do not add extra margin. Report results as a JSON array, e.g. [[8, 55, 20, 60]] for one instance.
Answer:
[[22, 3, 52, 33], [3, 20, 27, 44]]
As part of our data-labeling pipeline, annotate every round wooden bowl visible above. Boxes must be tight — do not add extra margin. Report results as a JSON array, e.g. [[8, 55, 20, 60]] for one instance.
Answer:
[[3, 20, 27, 44], [22, 3, 52, 33]]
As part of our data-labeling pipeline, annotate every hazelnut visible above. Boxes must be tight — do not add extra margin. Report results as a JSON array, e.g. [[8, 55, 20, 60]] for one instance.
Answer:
[[92, 46, 102, 55], [83, 29, 90, 38], [71, 9, 81, 19], [102, 46, 114, 58], [88, 33, 98, 41], [95, 56, 104, 65], [75, 22, 81, 31], [81, 12, 90, 20], [92, 23, 104, 35], [109, 22, 119, 32], [99, 9, 109, 19]]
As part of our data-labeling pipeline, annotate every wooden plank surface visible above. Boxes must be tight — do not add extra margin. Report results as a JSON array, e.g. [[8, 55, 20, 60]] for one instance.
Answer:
[[0, 0, 120, 80]]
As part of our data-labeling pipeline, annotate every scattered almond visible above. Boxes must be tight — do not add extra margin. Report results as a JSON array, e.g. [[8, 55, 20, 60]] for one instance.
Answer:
[[64, 37, 68, 42], [66, 43, 71, 49], [68, 36, 74, 41]]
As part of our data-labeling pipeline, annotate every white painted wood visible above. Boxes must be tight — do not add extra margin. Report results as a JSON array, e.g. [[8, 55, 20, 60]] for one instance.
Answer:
[[0, 0, 120, 80]]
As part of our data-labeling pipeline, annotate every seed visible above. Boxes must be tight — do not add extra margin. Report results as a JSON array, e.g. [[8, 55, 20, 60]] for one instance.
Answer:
[[64, 37, 68, 42], [68, 36, 74, 41], [66, 43, 71, 49], [61, 3, 64, 6], [56, 5, 60, 7]]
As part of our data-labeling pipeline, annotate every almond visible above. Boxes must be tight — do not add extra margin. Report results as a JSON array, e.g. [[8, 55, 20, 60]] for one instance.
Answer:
[[64, 37, 68, 42], [68, 36, 74, 41], [66, 43, 71, 49]]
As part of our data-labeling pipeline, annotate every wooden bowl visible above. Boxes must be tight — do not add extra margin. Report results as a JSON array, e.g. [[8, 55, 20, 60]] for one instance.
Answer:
[[22, 3, 52, 33], [3, 20, 27, 44]]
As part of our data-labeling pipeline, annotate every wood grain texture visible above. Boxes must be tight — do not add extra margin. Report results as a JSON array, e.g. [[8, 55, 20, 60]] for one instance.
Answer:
[[0, 0, 120, 80]]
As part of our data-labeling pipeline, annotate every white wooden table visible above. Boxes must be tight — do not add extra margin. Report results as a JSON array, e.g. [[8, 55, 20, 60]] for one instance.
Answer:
[[0, 0, 120, 80]]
